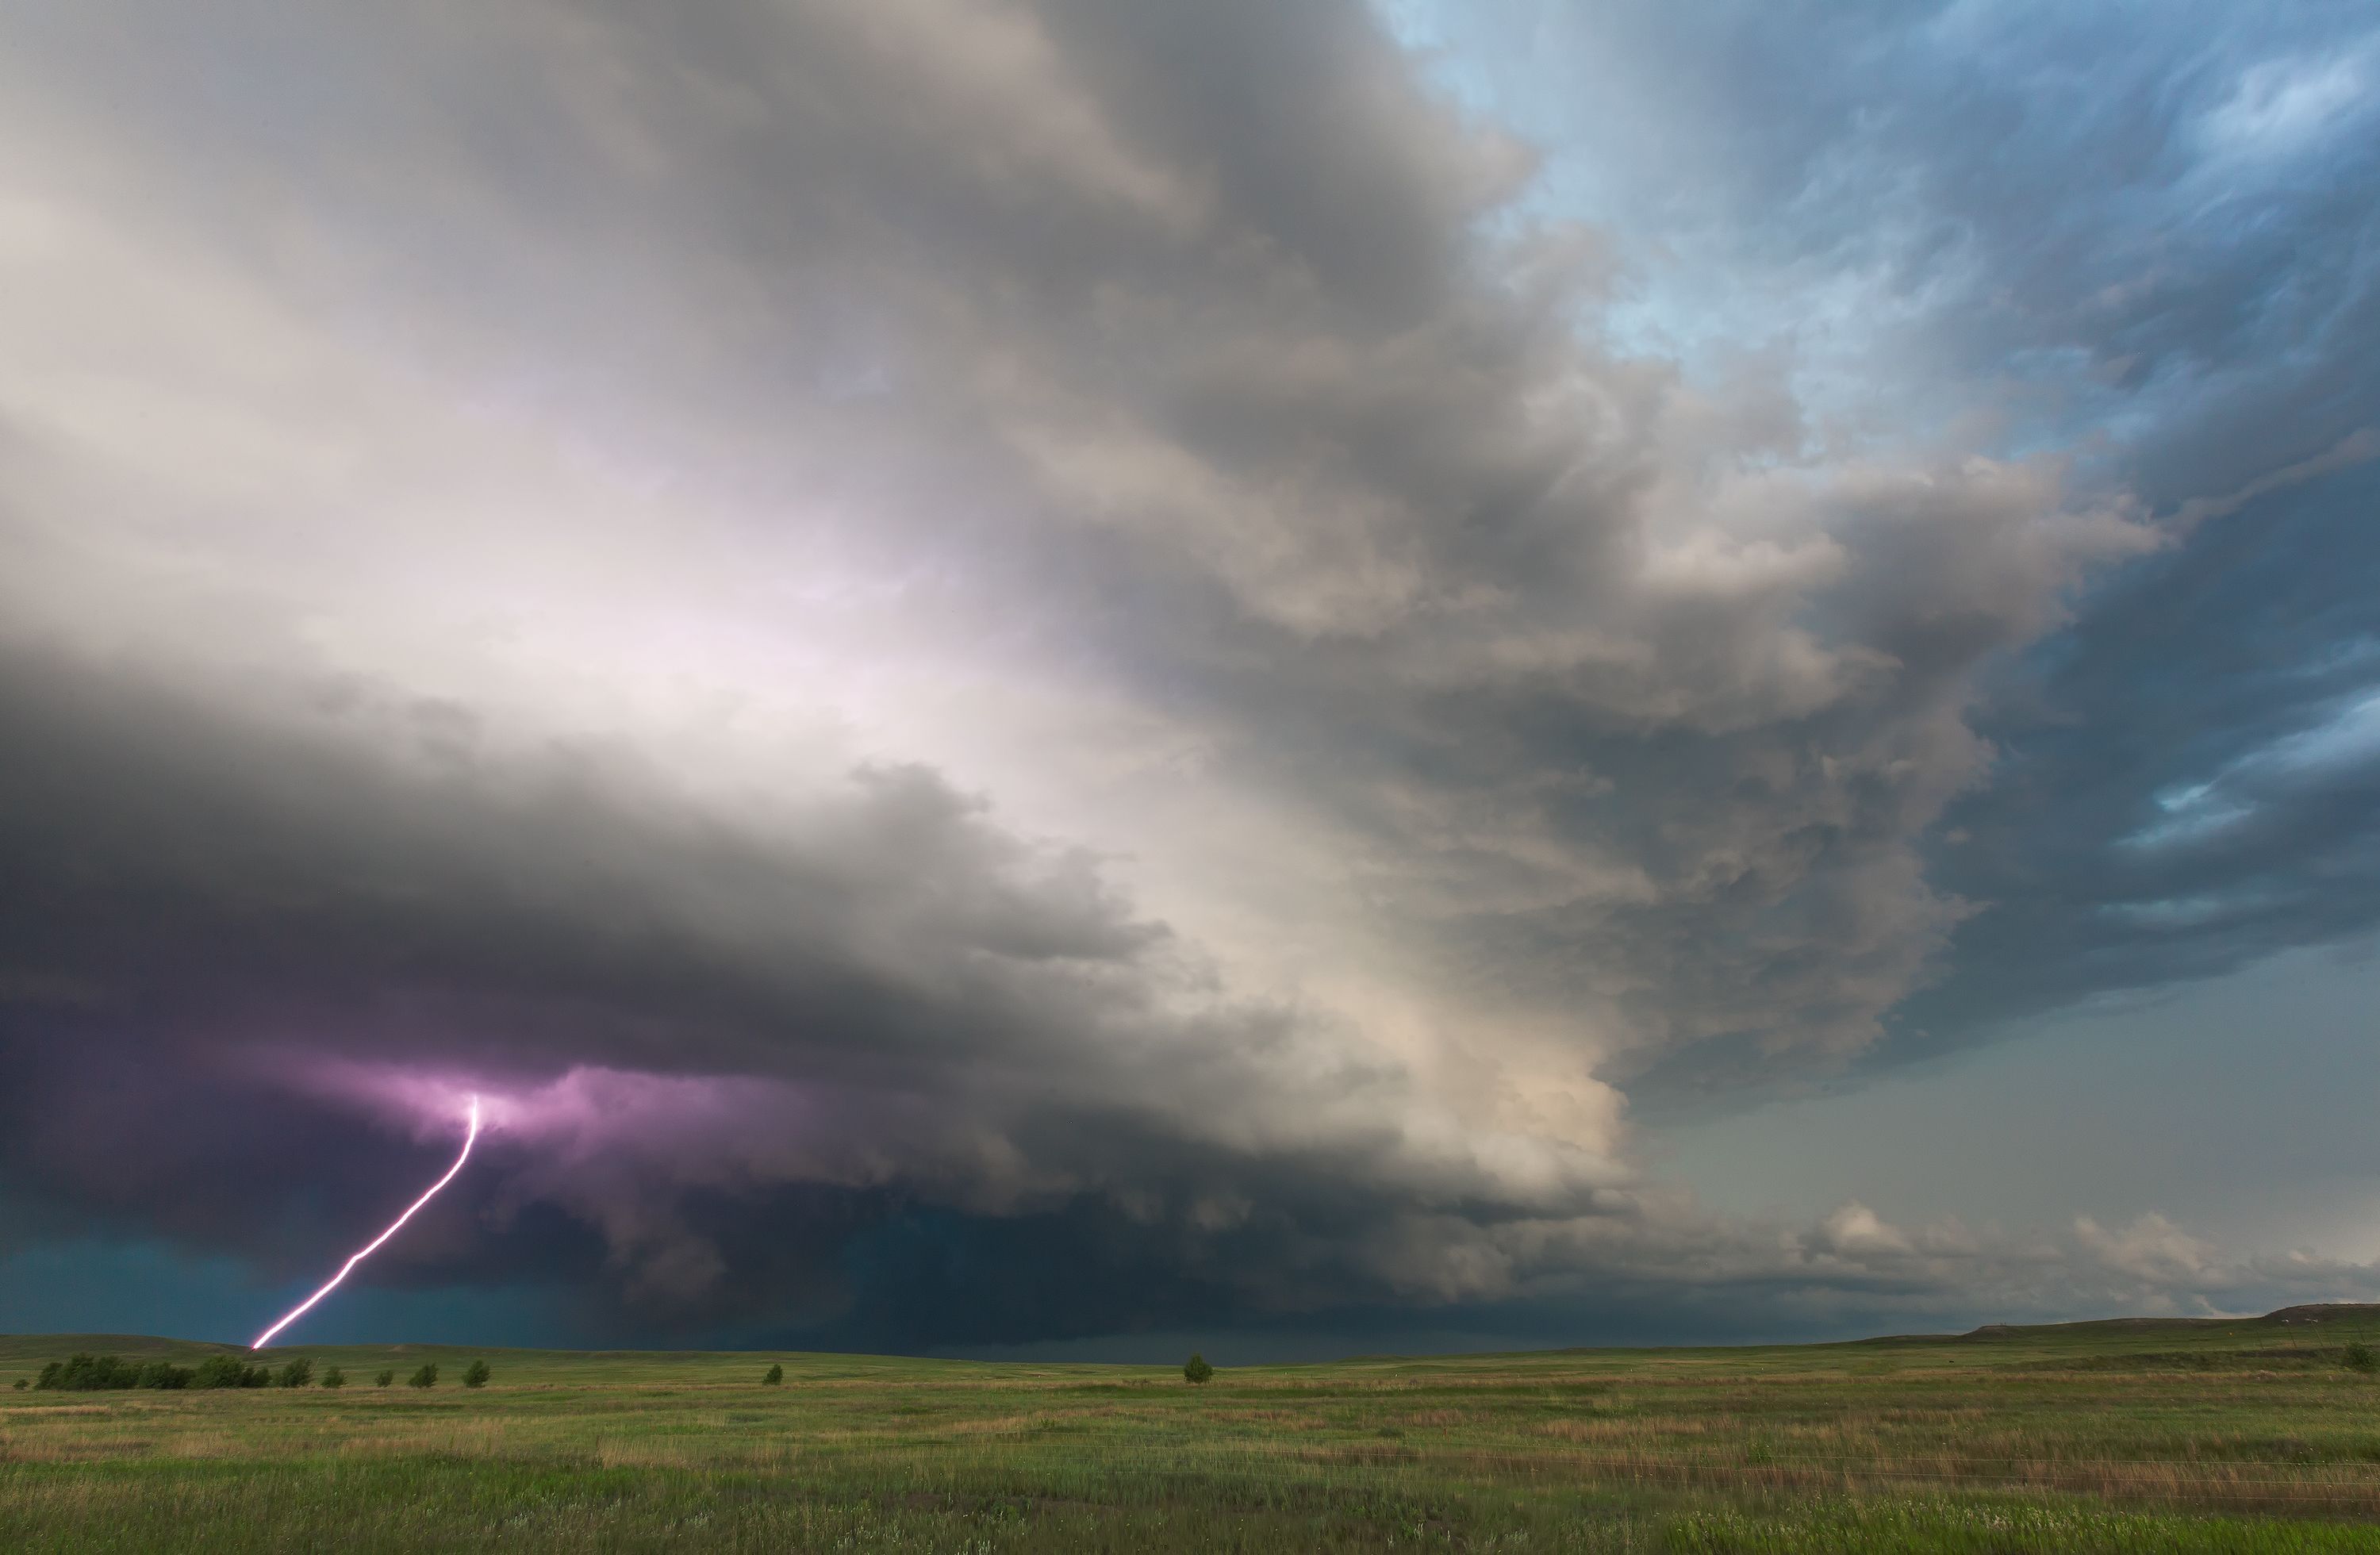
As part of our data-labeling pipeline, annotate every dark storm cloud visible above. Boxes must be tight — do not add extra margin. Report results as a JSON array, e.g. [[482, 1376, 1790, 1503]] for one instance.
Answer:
[[2, 0, 2376, 1344], [0, 634, 1639, 1332]]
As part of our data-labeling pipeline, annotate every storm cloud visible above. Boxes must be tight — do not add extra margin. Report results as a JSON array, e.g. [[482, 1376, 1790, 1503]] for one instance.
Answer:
[[2, 0, 2376, 1349]]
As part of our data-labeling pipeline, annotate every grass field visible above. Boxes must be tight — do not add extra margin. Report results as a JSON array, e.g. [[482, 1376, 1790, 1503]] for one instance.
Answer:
[[9, 1306, 2380, 1551]]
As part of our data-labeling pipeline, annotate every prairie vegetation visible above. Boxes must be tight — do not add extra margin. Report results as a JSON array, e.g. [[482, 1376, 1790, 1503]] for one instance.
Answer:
[[6, 1308, 2380, 1550]]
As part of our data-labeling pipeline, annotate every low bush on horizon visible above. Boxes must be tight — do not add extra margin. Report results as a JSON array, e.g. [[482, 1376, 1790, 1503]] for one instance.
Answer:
[[406, 1363, 438, 1388], [462, 1360, 490, 1388]]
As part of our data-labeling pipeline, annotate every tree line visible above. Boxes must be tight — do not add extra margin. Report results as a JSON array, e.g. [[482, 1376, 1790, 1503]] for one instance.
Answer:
[[20, 1353, 491, 1390], [23, 1349, 1225, 1392]]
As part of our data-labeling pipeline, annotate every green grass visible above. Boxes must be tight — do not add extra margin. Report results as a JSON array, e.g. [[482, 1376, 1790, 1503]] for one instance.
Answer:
[[7, 1305, 2380, 1551]]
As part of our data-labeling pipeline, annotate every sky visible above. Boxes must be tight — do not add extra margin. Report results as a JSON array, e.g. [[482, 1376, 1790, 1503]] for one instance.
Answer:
[[1, 0, 2376, 1361]]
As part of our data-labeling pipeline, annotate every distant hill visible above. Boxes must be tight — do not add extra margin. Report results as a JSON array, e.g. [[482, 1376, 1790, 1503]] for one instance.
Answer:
[[0, 1332, 248, 1362], [1946, 1304, 2380, 1343]]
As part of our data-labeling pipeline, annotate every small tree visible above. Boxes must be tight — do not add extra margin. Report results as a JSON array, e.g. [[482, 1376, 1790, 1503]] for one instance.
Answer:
[[276, 1357, 313, 1388], [463, 1360, 491, 1388], [321, 1367, 347, 1388], [408, 1363, 440, 1388], [1183, 1353, 1214, 1385], [137, 1361, 194, 1390], [374, 1369, 396, 1388], [2344, 1341, 2377, 1375], [762, 1363, 784, 1386], [193, 1355, 271, 1390]]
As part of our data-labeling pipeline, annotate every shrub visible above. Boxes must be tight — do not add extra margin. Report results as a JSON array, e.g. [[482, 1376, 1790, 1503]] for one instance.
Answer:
[[1183, 1353, 1214, 1385], [137, 1361, 194, 1390], [763, 1363, 784, 1385], [2344, 1341, 2377, 1374], [35, 1353, 143, 1390], [10, 1379, 22, 1390], [194, 1354, 272, 1389], [321, 1367, 347, 1388], [276, 1357, 314, 1388], [408, 1363, 440, 1388], [374, 1369, 396, 1388], [463, 1360, 490, 1388]]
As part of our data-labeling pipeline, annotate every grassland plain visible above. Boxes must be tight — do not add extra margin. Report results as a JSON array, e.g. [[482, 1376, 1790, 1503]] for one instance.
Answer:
[[9, 1307, 2380, 1552]]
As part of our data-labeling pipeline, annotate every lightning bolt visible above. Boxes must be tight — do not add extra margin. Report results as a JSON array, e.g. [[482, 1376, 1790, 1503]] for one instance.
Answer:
[[251, 1096, 481, 1350]]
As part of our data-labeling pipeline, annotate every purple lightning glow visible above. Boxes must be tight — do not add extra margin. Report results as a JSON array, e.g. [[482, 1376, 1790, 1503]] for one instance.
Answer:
[[251, 1096, 481, 1350]]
